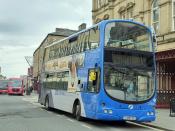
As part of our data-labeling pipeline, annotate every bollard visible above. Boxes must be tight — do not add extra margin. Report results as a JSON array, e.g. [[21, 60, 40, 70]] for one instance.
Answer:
[[170, 98, 175, 117], [26, 88, 31, 95]]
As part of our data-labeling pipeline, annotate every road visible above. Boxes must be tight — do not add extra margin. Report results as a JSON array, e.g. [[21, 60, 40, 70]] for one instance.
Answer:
[[0, 94, 161, 131]]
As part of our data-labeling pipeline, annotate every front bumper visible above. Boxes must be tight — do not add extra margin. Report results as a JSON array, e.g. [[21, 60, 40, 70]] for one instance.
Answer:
[[0, 90, 8, 93], [95, 109, 155, 122], [8, 88, 23, 95]]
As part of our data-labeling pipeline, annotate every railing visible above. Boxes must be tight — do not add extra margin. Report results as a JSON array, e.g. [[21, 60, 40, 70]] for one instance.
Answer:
[[156, 90, 175, 108]]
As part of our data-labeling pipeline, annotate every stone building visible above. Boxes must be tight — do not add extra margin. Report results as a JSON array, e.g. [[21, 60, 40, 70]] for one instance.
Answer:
[[92, 0, 175, 107], [33, 28, 77, 91], [0, 67, 6, 80]]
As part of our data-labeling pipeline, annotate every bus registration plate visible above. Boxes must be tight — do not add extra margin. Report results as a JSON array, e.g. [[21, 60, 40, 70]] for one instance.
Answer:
[[123, 116, 136, 120]]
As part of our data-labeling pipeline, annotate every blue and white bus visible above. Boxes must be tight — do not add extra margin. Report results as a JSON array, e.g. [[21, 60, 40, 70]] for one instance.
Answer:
[[39, 19, 156, 122]]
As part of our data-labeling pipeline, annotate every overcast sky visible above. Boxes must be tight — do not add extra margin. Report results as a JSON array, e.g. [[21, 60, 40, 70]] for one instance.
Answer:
[[0, 0, 92, 78]]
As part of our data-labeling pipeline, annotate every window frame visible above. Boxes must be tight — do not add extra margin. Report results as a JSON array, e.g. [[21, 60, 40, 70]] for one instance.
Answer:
[[89, 26, 100, 50], [172, 0, 175, 31], [87, 68, 101, 93], [97, 0, 102, 9], [44, 71, 69, 90], [120, 11, 126, 19], [152, 0, 160, 33], [127, 7, 134, 19]]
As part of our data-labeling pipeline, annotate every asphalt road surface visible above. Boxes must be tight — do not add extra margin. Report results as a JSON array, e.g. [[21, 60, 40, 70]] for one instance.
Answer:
[[0, 94, 161, 131]]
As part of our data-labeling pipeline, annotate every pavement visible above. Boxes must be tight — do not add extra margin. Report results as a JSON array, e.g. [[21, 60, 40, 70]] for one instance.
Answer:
[[22, 92, 175, 131], [143, 109, 175, 131], [22, 91, 40, 106]]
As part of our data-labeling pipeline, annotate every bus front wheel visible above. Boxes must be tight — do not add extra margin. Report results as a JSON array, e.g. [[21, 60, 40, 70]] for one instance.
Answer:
[[45, 96, 50, 110], [75, 102, 82, 121]]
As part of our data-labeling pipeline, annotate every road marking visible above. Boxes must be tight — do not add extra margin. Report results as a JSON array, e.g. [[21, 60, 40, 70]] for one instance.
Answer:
[[40, 108, 45, 111], [127, 121, 163, 131], [32, 106, 37, 108], [22, 97, 38, 101], [81, 124, 92, 130], [66, 118, 74, 123], [47, 111, 52, 114], [31, 103, 40, 106]]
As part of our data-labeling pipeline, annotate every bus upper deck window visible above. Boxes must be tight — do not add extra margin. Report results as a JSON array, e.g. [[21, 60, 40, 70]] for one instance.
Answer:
[[89, 27, 99, 50]]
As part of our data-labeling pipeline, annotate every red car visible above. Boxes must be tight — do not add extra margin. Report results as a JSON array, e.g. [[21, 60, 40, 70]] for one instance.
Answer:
[[0, 80, 9, 94], [8, 78, 24, 95]]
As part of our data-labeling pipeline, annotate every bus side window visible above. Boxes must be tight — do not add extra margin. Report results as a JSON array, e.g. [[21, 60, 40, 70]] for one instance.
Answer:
[[89, 26, 99, 49], [87, 68, 100, 93], [78, 32, 85, 53], [46, 73, 54, 89], [83, 31, 90, 51]]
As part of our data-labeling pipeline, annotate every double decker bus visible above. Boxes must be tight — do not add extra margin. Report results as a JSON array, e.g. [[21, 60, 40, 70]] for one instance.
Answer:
[[39, 20, 156, 122], [8, 78, 24, 95], [0, 80, 9, 94]]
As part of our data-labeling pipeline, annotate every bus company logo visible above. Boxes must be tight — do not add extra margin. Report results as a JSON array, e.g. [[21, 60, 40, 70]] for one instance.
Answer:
[[128, 105, 134, 110]]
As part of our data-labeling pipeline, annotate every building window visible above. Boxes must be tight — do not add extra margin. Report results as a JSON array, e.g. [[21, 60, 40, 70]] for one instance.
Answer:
[[119, 4, 134, 20], [120, 11, 126, 19], [96, 0, 99, 9], [152, 0, 159, 33], [120, 8, 133, 20], [127, 7, 133, 19], [97, 0, 102, 9], [96, 0, 108, 9], [173, 0, 175, 31]]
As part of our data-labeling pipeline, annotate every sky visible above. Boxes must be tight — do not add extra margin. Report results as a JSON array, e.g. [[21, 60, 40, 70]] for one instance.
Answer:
[[0, 0, 92, 78]]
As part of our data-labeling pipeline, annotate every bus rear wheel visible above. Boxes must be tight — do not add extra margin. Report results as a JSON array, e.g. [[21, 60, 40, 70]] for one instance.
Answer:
[[45, 96, 50, 110], [75, 102, 82, 121]]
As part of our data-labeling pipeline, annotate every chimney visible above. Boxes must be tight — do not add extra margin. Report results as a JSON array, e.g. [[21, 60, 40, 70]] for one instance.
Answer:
[[55, 28, 66, 32], [78, 23, 86, 31]]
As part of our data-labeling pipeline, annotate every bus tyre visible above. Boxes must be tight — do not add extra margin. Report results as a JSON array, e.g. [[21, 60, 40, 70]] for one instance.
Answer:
[[45, 96, 50, 110], [75, 102, 82, 121]]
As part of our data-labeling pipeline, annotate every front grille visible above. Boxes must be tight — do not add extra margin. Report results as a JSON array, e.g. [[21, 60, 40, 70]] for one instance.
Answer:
[[12, 88, 20, 92]]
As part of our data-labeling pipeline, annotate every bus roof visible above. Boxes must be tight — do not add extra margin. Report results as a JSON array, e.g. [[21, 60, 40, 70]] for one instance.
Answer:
[[45, 21, 101, 49], [45, 19, 151, 49]]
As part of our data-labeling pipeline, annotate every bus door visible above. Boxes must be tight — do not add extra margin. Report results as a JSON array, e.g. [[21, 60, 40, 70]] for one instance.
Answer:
[[83, 68, 100, 118]]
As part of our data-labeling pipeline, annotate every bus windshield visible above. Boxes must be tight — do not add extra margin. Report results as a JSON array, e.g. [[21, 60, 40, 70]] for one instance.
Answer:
[[104, 66, 154, 102], [105, 22, 152, 52], [8, 80, 22, 87], [104, 21, 155, 102], [0, 80, 8, 89]]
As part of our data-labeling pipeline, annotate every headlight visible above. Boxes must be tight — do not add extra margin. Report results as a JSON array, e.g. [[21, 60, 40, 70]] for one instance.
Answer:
[[147, 112, 154, 116], [104, 109, 108, 114], [108, 110, 113, 114], [150, 112, 154, 115]]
